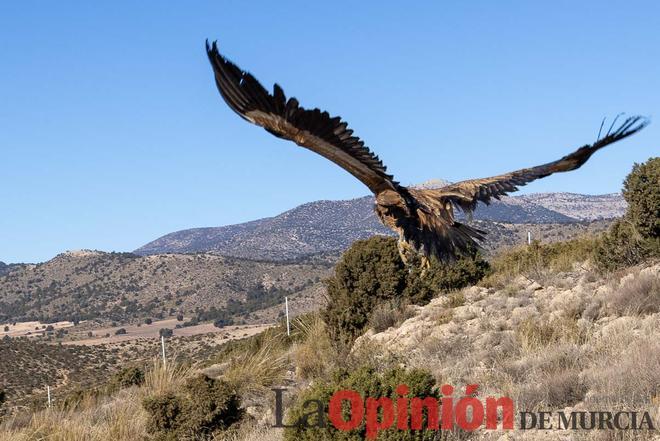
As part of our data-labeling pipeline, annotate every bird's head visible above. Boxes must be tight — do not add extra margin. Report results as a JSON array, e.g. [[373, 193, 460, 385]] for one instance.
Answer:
[[376, 190, 406, 209], [375, 191, 412, 226]]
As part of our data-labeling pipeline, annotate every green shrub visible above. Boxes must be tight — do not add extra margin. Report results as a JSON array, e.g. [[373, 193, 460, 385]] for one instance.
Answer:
[[284, 365, 439, 441], [142, 374, 243, 439], [594, 219, 660, 271], [143, 392, 183, 436], [323, 237, 407, 346], [623, 157, 660, 238], [405, 253, 489, 304], [112, 366, 145, 389], [179, 375, 243, 434], [159, 328, 173, 338], [323, 237, 488, 345], [592, 158, 660, 271]]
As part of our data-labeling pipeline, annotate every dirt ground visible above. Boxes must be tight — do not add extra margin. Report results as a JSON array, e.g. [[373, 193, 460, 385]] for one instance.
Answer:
[[0, 320, 75, 337], [61, 319, 272, 346], [1, 318, 273, 346]]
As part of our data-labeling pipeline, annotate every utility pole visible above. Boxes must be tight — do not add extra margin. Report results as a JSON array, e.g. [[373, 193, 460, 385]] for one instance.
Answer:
[[285, 297, 290, 336]]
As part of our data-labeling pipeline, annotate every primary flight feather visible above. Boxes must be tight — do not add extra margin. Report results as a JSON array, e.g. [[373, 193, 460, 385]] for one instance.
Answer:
[[205, 41, 648, 265]]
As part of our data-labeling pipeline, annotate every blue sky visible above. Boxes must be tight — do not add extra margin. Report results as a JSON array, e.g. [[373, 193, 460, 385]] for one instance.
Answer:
[[1, 1, 658, 263]]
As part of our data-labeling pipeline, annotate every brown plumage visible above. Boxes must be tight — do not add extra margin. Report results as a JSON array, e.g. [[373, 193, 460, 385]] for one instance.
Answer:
[[205, 41, 649, 265]]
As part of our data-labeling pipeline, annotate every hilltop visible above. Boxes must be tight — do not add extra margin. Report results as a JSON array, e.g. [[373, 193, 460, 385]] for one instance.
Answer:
[[0, 220, 612, 327], [0, 251, 332, 325], [135, 191, 624, 258]]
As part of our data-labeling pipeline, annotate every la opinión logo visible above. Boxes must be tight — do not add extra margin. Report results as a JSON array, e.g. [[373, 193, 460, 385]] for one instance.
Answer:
[[273, 384, 514, 439]]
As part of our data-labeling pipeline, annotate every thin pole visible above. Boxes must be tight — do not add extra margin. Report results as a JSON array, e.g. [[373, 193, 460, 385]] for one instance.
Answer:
[[161, 335, 166, 369], [285, 297, 290, 336], [47, 386, 51, 408], [527, 231, 532, 245]]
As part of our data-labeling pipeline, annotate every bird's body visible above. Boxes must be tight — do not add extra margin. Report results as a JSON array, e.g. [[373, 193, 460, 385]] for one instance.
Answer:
[[205, 41, 648, 265]]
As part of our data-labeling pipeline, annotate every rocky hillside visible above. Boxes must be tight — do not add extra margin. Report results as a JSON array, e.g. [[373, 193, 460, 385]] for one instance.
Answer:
[[356, 262, 659, 436], [135, 192, 623, 259], [0, 251, 332, 325], [519, 192, 627, 221]]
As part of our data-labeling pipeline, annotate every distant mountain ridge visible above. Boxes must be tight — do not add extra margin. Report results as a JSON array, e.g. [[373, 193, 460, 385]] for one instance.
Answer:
[[517, 193, 626, 221], [135, 191, 625, 259]]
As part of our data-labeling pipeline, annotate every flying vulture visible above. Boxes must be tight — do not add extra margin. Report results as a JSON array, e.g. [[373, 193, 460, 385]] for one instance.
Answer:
[[205, 41, 648, 265]]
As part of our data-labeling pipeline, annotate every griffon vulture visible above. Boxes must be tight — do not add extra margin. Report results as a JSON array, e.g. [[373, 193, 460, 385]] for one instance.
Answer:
[[205, 41, 648, 265]]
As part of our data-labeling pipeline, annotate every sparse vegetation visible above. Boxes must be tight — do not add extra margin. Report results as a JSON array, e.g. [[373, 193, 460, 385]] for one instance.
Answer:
[[0, 251, 331, 325], [483, 236, 598, 287]]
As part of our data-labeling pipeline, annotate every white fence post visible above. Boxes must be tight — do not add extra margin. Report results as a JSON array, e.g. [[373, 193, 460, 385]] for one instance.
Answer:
[[285, 297, 290, 336], [47, 385, 51, 408], [161, 335, 166, 369], [527, 231, 532, 245]]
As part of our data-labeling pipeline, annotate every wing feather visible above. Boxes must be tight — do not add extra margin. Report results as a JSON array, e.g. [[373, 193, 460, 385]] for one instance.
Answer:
[[206, 41, 399, 195], [431, 116, 648, 215]]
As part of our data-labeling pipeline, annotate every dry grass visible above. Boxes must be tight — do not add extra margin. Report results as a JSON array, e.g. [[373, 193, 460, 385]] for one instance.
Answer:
[[434, 308, 454, 325], [366, 261, 660, 440], [142, 358, 194, 396], [2, 258, 657, 441], [482, 236, 599, 288], [220, 331, 288, 397], [367, 302, 415, 333], [0, 359, 199, 440], [602, 268, 660, 316], [516, 315, 590, 352], [0, 388, 148, 441], [292, 314, 333, 380], [447, 291, 466, 308], [222, 424, 283, 441]]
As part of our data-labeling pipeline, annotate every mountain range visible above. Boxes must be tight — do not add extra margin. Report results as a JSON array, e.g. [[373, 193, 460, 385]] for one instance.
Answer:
[[0, 190, 622, 325], [135, 191, 625, 260]]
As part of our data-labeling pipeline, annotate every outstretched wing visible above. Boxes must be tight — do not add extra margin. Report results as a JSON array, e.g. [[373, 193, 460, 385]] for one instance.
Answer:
[[206, 41, 399, 195], [430, 116, 649, 215]]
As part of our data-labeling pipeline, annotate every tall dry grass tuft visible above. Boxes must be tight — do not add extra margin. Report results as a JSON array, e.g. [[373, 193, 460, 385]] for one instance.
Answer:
[[603, 268, 660, 316], [516, 315, 590, 352], [142, 358, 194, 397], [292, 313, 334, 380], [221, 330, 288, 397], [0, 388, 148, 441]]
